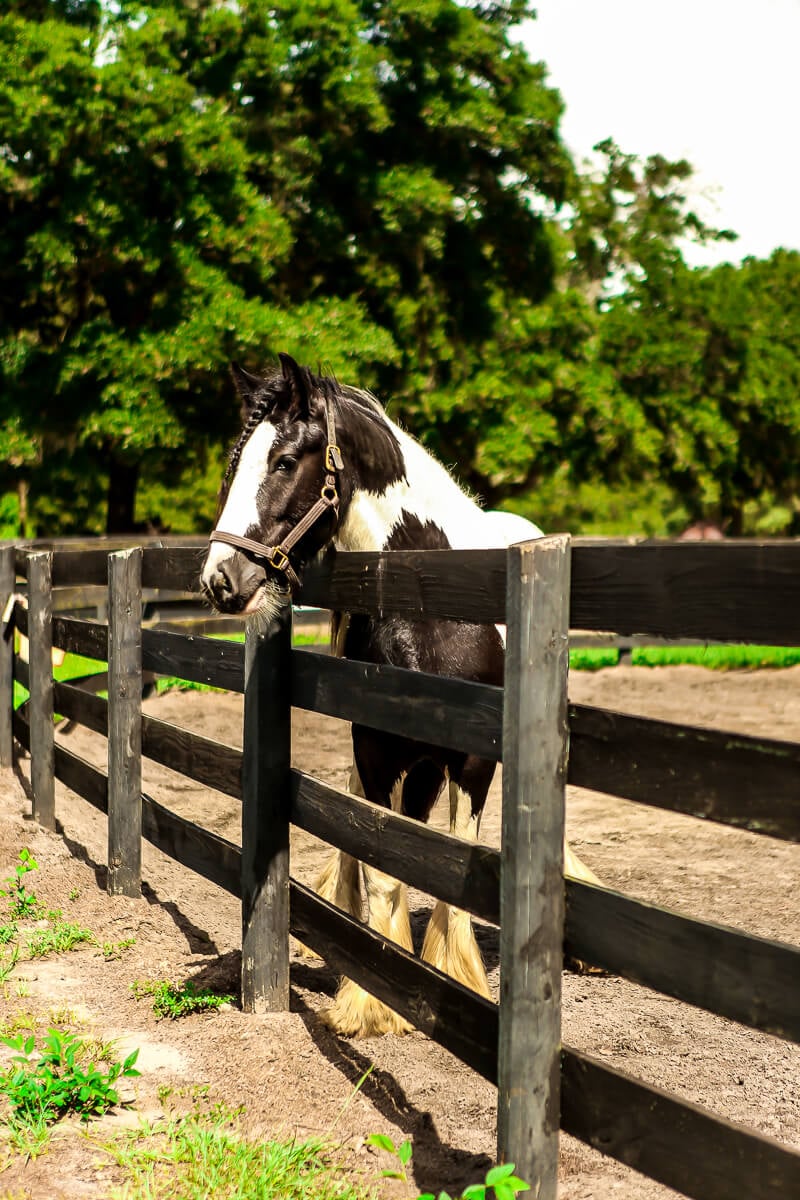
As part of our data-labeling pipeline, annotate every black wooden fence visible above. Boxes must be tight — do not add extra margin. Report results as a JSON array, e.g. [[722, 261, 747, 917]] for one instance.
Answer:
[[2, 537, 800, 1200]]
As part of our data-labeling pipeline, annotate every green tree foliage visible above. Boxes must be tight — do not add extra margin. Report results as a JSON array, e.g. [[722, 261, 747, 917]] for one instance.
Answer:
[[599, 248, 800, 534], [0, 0, 394, 531]]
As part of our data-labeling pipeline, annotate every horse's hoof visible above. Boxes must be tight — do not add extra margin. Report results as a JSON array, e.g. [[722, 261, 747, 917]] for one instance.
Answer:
[[322, 980, 413, 1038], [293, 938, 321, 961], [565, 955, 610, 977]]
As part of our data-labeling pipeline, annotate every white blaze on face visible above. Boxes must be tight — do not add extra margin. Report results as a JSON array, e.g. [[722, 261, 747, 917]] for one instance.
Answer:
[[202, 420, 276, 585]]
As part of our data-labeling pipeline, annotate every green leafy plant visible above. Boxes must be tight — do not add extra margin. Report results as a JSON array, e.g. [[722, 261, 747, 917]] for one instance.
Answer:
[[102, 937, 136, 961], [0, 1029, 140, 1154], [131, 979, 233, 1020], [366, 1134, 529, 1200], [26, 919, 94, 959], [1, 850, 40, 920]]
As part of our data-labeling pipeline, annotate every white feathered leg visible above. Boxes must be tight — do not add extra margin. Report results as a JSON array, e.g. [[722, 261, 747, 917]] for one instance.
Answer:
[[421, 780, 491, 999]]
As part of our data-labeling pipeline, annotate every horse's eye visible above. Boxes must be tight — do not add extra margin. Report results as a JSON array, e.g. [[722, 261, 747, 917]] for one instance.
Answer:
[[274, 456, 297, 474]]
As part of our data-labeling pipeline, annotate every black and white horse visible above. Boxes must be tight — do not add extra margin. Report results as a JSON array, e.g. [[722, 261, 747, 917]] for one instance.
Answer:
[[201, 354, 597, 1037]]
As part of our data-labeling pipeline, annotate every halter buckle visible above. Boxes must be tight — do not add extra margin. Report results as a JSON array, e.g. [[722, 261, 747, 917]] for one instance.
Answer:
[[325, 444, 344, 472], [268, 546, 291, 573]]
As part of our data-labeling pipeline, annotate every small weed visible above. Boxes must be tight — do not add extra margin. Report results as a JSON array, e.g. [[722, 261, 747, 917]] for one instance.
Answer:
[[0, 946, 20, 985], [0, 1010, 37, 1038], [68, 888, 80, 901], [0, 1028, 140, 1156], [14, 979, 29, 998], [0, 922, 18, 945], [366, 1134, 529, 1200], [102, 937, 135, 961], [26, 920, 94, 959], [131, 979, 233, 1020], [1, 850, 40, 920]]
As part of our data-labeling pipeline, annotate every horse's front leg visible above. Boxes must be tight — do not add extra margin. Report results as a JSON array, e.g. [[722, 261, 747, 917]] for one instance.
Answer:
[[322, 769, 413, 1038], [421, 764, 492, 999], [297, 764, 364, 959]]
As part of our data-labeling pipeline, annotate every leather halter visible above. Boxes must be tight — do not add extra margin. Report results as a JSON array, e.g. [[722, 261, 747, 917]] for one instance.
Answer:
[[209, 388, 343, 594]]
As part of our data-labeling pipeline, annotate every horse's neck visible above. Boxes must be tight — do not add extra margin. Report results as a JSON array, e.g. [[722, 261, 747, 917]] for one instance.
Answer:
[[336, 420, 479, 553]]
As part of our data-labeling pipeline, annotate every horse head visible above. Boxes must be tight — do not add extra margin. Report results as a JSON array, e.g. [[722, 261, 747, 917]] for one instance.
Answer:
[[201, 354, 347, 620]]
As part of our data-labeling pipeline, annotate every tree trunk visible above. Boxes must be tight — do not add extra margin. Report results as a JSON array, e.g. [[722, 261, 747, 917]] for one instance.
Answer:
[[106, 459, 140, 533]]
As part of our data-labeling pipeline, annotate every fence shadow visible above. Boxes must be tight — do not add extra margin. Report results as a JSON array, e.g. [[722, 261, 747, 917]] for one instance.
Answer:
[[289, 963, 493, 1196]]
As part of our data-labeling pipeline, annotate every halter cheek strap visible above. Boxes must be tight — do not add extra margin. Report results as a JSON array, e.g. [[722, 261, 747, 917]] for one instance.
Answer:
[[209, 388, 343, 595]]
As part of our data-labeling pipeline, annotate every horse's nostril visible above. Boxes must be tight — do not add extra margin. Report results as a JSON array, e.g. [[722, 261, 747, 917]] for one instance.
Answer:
[[213, 565, 233, 599]]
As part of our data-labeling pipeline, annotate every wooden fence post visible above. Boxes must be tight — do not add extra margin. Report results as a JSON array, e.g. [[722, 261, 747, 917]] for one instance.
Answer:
[[28, 551, 55, 830], [107, 548, 143, 897], [241, 600, 292, 1012], [0, 546, 15, 768], [497, 534, 571, 1198]]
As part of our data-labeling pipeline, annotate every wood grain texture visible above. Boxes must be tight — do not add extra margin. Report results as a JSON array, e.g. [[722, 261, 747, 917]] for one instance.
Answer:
[[290, 881, 498, 1081], [141, 627, 244, 692], [28, 552, 55, 830], [291, 650, 503, 760], [569, 704, 800, 841], [497, 534, 570, 1198], [570, 541, 800, 644], [241, 606, 292, 1013], [561, 1046, 800, 1200], [107, 549, 143, 897], [141, 545, 207, 592], [300, 547, 508, 621], [0, 546, 14, 766], [142, 715, 242, 800], [291, 770, 500, 921], [52, 615, 108, 661], [565, 881, 800, 1042]]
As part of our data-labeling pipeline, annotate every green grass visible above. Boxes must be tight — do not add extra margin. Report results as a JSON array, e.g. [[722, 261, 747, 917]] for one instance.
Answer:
[[131, 979, 234, 1020], [569, 644, 800, 671], [104, 1106, 372, 1200]]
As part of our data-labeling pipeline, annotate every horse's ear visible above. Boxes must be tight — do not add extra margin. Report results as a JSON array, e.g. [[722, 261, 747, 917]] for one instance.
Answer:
[[230, 362, 264, 416], [278, 352, 312, 420]]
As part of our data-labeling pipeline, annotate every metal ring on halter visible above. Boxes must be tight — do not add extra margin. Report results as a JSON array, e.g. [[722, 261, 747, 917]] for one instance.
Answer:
[[320, 483, 338, 504]]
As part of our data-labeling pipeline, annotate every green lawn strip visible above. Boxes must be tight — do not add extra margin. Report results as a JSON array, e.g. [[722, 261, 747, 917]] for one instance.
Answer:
[[630, 644, 800, 669]]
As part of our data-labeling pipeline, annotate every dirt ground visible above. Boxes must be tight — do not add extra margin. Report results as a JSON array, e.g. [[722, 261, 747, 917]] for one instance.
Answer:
[[1, 664, 799, 1199]]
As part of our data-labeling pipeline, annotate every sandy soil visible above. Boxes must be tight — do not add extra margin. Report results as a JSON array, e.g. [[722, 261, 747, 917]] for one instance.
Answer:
[[0, 665, 798, 1199]]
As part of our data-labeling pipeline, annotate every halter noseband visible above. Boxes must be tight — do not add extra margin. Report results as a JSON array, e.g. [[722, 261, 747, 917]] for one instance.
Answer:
[[208, 387, 343, 594]]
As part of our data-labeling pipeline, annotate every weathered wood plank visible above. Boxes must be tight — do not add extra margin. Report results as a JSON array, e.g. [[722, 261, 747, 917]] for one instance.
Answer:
[[300, 548, 507, 622], [51, 680, 243, 800], [52, 615, 108, 662], [497, 535, 570, 1197], [141, 546, 207, 592], [0, 546, 15, 767], [561, 1046, 800, 1200], [140, 793, 241, 898], [141, 627, 244, 692], [569, 704, 800, 841], [571, 541, 800, 644], [241, 606, 292, 1013], [290, 881, 498, 1081], [28, 552, 55, 830], [290, 770, 500, 922], [142, 715, 242, 800], [291, 651, 503, 760], [565, 881, 800, 1042], [53, 681, 106, 734], [107, 549, 143, 897], [15, 707, 241, 897]]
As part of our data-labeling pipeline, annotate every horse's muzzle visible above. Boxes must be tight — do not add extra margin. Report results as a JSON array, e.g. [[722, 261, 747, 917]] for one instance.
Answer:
[[201, 549, 267, 614]]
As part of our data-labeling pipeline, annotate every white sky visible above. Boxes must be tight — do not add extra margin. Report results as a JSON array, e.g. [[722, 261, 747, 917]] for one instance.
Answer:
[[519, 0, 800, 266]]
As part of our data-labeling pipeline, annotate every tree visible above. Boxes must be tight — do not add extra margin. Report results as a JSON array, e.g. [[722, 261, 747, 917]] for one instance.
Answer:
[[0, 1, 394, 532]]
